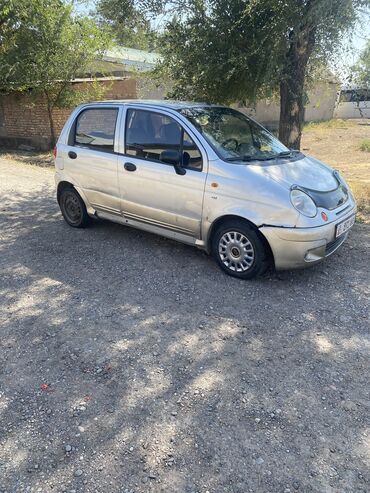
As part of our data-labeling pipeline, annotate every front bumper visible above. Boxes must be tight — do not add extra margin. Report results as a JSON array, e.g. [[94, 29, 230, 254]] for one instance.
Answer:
[[260, 208, 356, 270]]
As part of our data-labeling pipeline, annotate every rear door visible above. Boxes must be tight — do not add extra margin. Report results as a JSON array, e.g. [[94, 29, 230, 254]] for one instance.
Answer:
[[117, 106, 207, 237], [65, 105, 121, 216]]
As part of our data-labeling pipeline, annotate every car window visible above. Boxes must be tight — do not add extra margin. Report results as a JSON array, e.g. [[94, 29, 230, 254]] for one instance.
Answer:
[[75, 108, 118, 152], [125, 109, 203, 171]]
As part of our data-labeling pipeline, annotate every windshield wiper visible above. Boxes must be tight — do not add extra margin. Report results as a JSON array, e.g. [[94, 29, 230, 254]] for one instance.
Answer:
[[251, 150, 301, 161], [255, 151, 299, 161], [225, 150, 301, 162], [225, 155, 257, 162], [277, 150, 302, 158]]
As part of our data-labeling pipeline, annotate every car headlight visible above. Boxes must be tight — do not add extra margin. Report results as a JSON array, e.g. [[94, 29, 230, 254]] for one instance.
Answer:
[[290, 188, 317, 217]]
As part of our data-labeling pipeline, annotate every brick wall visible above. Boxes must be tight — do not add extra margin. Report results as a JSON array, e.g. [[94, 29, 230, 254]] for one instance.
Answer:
[[0, 78, 137, 150]]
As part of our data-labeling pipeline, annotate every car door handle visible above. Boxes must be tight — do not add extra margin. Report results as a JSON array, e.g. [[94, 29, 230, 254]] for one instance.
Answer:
[[68, 151, 77, 159], [124, 162, 136, 172]]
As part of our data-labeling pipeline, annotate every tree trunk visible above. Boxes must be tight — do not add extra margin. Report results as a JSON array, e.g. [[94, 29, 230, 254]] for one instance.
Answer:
[[45, 92, 56, 147], [279, 30, 315, 150]]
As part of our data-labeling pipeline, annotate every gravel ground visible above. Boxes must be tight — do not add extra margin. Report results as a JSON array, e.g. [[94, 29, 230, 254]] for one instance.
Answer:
[[0, 158, 369, 493]]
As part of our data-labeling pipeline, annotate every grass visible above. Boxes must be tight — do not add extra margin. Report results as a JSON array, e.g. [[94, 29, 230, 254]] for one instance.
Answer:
[[304, 119, 355, 131], [302, 118, 370, 224], [348, 181, 370, 224], [359, 138, 370, 152]]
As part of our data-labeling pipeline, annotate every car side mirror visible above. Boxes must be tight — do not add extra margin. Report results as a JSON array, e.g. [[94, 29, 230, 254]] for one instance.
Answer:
[[160, 150, 186, 175]]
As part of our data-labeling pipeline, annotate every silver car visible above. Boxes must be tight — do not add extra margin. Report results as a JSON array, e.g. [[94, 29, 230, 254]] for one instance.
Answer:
[[55, 100, 356, 279]]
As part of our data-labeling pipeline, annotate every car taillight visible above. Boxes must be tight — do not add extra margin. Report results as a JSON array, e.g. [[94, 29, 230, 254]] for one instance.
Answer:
[[53, 146, 57, 159]]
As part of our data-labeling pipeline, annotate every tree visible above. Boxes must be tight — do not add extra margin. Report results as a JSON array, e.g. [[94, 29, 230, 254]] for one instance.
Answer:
[[96, 0, 159, 49], [115, 0, 369, 149], [0, 0, 110, 145], [352, 39, 370, 87]]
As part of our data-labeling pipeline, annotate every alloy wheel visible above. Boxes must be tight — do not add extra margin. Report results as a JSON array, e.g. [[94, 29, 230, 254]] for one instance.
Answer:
[[218, 231, 255, 272]]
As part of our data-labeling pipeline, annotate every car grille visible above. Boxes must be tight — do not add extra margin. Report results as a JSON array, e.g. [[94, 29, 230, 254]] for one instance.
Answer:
[[325, 234, 347, 256]]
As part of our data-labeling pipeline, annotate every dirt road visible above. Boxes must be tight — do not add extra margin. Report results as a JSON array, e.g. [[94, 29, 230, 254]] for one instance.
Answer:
[[0, 158, 369, 493]]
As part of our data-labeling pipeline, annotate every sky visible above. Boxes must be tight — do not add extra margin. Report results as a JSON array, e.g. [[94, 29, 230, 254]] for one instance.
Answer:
[[337, 19, 370, 81]]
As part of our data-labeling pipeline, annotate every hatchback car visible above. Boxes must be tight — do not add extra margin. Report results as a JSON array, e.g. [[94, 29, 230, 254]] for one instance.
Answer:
[[55, 100, 356, 279]]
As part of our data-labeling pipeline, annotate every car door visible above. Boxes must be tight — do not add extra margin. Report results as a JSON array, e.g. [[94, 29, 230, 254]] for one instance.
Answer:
[[117, 107, 207, 237], [65, 105, 121, 216]]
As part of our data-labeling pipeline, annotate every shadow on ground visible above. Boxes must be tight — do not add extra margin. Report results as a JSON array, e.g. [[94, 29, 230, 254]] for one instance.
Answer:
[[0, 186, 369, 493]]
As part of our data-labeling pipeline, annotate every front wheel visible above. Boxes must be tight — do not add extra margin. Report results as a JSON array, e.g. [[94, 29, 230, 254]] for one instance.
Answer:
[[59, 187, 90, 228], [211, 220, 270, 279]]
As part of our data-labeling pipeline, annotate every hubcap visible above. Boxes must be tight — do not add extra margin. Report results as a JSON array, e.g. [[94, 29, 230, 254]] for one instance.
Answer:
[[218, 231, 255, 272], [63, 191, 82, 224]]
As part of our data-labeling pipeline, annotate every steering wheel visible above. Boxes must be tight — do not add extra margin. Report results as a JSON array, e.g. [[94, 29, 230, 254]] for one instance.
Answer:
[[222, 138, 239, 151]]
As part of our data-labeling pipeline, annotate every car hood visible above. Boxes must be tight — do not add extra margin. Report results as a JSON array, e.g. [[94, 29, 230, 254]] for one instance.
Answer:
[[248, 155, 338, 192]]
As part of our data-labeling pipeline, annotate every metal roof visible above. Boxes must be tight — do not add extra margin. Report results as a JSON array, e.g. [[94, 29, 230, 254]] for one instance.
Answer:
[[102, 47, 161, 72]]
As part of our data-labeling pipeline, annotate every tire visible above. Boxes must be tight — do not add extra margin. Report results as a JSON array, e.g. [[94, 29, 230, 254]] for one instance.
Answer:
[[211, 219, 270, 279], [59, 187, 90, 228]]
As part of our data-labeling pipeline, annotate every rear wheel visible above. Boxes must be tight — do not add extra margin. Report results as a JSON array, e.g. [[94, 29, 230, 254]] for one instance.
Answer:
[[59, 187, 90, 228], [211, 219, 270, 279]]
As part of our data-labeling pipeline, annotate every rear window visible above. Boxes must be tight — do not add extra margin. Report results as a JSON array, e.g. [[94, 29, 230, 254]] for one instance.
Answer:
[[74, 108, 118, 152]]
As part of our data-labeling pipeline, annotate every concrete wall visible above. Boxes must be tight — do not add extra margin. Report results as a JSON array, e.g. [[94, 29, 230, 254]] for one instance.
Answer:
[[0, 79, 136, 150], [238, 81, 339, 129], [304, 81, 339, 121]]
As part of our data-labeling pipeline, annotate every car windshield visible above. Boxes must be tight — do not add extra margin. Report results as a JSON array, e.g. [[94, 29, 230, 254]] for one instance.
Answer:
[[179, 106, 289, 161]]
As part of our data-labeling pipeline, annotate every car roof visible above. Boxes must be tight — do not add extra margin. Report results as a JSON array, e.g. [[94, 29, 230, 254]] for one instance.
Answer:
[[84, 99, 222, 111]]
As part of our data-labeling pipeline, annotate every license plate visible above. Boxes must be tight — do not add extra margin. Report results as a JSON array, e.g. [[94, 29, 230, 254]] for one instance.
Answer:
[[335, 215, 355, 238]]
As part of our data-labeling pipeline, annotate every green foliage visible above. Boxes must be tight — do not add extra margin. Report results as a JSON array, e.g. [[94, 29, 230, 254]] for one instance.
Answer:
[[359, 138, 370, 152], [96, 0, 159, 49], [144, 0, 369, 147], [156, 4, 280, 104], [352, 39, 370, 87], [53, 79, 111, 108], [0, 1, 110, 100], [0, 0, 111, 143], [153, 0, 369, 104]]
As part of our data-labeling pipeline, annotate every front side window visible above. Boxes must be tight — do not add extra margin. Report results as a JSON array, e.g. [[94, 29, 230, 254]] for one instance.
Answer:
[[75, 108, 118, 152], [125, 109, 202, 171], [180, 106, 288, 162]]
